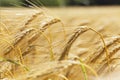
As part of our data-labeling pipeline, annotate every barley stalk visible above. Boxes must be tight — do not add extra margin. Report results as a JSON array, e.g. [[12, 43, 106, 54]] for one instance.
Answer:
[[59, 26, 89, 60]]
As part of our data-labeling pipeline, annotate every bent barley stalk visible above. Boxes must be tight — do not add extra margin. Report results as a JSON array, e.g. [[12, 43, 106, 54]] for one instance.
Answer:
[[59, 26, 89, 60], [87, 28, 112, 77]]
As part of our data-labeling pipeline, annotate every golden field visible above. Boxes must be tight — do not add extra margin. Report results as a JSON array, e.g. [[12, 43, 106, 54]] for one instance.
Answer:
[[0, 6, 120, 80]]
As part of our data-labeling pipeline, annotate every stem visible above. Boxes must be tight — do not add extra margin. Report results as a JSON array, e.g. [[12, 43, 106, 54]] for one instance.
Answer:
[[89, 28, 111, 74]]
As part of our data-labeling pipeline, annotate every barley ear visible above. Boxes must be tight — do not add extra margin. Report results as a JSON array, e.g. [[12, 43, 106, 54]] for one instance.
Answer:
[[59, 26, 89, 60]]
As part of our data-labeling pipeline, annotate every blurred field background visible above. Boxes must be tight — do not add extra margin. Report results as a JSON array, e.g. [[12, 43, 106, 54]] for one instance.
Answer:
[[0, 0, 120, 7], [0, 0, 120, 80]]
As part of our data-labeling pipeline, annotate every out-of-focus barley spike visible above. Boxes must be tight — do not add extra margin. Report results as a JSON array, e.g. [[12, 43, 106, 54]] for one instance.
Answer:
[[0, 22, 11, 34], [25, 12, 43, 26], [102, 44, 120, 62], [87, 35, 120, 63], [20, 12, 43, 31], [4, 16, 60, 56], [58, 74, 69, 80], [97, 55, 120, 75], [4, 28, 34, 55]]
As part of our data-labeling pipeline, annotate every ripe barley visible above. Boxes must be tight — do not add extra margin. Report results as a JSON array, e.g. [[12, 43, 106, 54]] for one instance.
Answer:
[[59, 26, 89, 60]]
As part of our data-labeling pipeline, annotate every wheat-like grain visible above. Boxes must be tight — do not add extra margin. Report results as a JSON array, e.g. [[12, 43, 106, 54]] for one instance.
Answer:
[[97, 54, 120, 74], [13, 61, 74, 80], [59, 26, 89, 60], [3, 16, 60, 56], [3, 28, 34, 55], [20, 12, 43, 31], [25, 12, 43, 26], [87, 35, 120, 63], [93, 41, 120, 74], [101, 44, 120, 62], [22, 18, 60, 57]]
